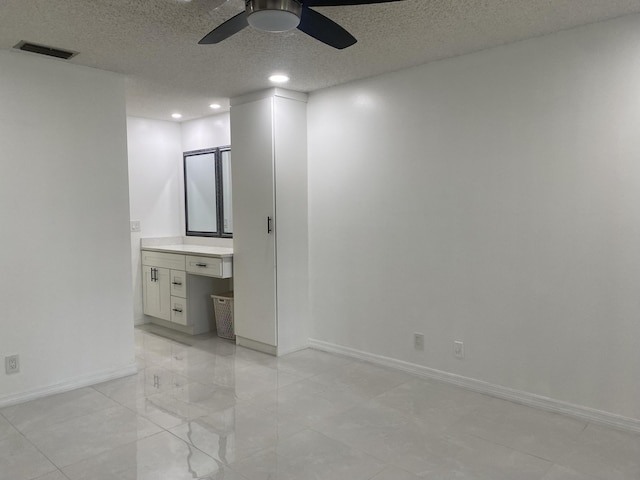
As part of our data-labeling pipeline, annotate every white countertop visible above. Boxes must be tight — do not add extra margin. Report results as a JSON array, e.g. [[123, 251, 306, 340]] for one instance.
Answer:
[[141, 244, 233, 258]]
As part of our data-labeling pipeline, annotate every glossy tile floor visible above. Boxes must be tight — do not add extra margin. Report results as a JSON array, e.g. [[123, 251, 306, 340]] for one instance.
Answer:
[[2, 325, 639, 480]]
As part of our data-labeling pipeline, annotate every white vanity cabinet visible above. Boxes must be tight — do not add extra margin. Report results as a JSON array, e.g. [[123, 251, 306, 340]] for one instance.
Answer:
[[142, 251, 185, 325], [141, 246, 233, 335], [231, 89, 309, 355]]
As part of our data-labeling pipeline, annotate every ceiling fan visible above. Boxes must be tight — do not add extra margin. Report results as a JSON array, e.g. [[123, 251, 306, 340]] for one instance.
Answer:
[[199, 0, 405, 50]]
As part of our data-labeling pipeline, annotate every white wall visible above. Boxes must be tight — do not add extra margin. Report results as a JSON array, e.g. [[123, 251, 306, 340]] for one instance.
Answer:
[[181, 112, 231, 152], [127, 117, 183, 324], [181, 112, 234, 250], [308, 14, 640, 422], [0, 51, 135, 405]]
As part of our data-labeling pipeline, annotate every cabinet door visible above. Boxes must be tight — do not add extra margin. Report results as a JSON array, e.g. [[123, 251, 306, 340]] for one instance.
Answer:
[[142, 265, 171, 321], [231, 97, 278, 346]]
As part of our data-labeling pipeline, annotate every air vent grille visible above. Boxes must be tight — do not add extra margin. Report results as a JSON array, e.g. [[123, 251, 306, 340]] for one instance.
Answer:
[[14, 41, 77, 60]]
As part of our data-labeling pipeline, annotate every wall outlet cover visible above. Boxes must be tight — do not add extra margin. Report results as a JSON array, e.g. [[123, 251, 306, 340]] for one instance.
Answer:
[[454, 341, 465, 359], [5, 355, 19, 374], [414, 333, 425, 351]]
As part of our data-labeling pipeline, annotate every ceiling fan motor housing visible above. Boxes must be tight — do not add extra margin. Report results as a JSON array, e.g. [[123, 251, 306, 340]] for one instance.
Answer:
[[246, 0, 303, 32]]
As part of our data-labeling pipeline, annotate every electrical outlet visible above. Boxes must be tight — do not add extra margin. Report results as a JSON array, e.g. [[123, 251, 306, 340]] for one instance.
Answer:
[[5, 355, 19, 374], [453, 341, 464, 359], [414, 333, 425, 351]]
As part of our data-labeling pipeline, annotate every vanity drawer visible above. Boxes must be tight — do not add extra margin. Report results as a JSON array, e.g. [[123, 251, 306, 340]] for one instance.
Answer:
[[170, 296, 189, 326], [170, 270, 187, 298], [142, 251, 185, 270], [185, 255, 222, 278]]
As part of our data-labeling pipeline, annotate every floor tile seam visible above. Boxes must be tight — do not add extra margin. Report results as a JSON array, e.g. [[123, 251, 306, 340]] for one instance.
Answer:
[[302, 372, 358, 394], [21, 403, 155, 447], [163, 426, 251, 478], [303, 424, 392, 467], [226, 393, 273, 413], [277, 375, 336, 395], [310, 375, 415, 401], [226, 436, 362, 475], [223, 362, 283, 377], [362, 464, 398, 480], [136, 391, 212, 427], [547, 457, 615, 480], [543, 464, 603, 480], [362, 396, 442, 425], [226, 441, 280, 470], [55, 434, 149, 474], [5, 425, 62, 479], [166, 420, 297, 469], [139, 364, 192, 385], [33, 468, 71, 480], [72, 422, 214, 473], [168, 342, 224, 357], [551, 448, 619, 480], [550, 422, 640, 470], [90, 384, 143, 411], [373, 378, 416, 398], [275, 360, 357, 378], [448, 429, 557, 466], [444, 404, 590, 437], [136, 355, 174, 370], [160, 357, 226, 376], [144, 381, 228, 417], [11, 393, 122, 438], [188, 378, 237, 397], [0, 409, 21, 434], [159, 350, 221, 365]]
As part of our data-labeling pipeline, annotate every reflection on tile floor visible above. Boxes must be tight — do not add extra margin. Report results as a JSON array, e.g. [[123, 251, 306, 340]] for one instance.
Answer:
[[1, 324, 639, 479]]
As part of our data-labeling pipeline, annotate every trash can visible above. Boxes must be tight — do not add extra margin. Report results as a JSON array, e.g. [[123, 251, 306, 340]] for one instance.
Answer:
[[211, 291, 235, 340]]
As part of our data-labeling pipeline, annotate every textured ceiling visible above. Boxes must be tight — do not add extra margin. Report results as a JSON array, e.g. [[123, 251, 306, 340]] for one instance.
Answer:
[[1, 0, 639, 121]]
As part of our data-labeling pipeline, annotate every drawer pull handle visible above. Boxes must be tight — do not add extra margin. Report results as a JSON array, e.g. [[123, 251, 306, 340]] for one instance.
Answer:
[[196, 263, 207, 267], [172, 282, 182, 286], [172, 308, 183, 313]]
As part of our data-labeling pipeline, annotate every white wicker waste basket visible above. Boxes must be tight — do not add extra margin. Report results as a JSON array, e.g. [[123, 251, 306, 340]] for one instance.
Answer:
[[211, 292, 235, 340]]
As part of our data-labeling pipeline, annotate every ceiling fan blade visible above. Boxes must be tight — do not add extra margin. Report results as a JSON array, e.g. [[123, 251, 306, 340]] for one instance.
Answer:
[[305, 0, 405, 6], [198, 10, 248, 44], [297, 7, 356, 50]]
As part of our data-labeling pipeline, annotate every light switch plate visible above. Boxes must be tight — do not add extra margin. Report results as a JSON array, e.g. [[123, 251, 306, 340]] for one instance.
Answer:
[[130, 220, 141, 232]]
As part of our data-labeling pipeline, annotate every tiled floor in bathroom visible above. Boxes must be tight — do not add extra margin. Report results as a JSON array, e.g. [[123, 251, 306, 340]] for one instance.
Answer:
[[1, 324, 639, 480]]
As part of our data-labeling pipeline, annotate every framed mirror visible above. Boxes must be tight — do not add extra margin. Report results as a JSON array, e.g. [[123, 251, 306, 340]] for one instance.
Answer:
[[184, 147, 232, 237]]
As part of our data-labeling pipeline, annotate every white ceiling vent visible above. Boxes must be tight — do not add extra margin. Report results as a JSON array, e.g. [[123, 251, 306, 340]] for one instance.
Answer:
[[13, 41, 77, 60]]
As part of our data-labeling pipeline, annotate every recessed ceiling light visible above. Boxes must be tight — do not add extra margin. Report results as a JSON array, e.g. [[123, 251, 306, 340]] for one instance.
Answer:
[[171, 113, 182, 119], [210, 103, 221, 109], [269, 74, 290, 84]]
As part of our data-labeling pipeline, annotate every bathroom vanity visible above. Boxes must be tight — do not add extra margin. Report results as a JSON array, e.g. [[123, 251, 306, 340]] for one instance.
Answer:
[[141, 243, 233, 335]]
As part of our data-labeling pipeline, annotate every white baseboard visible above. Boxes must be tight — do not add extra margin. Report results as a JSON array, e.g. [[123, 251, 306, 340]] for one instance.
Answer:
[[308, 338, 640, 434], [235, 337, 308, 357], [236, 336, 278, 356], [0, 363, 138, 409], [277, 343, 310, 357]]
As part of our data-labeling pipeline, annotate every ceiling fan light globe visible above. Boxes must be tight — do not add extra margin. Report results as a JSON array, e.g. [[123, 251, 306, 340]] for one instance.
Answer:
[[247, 10, 300, 32], [246, 0, 302, 32]]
